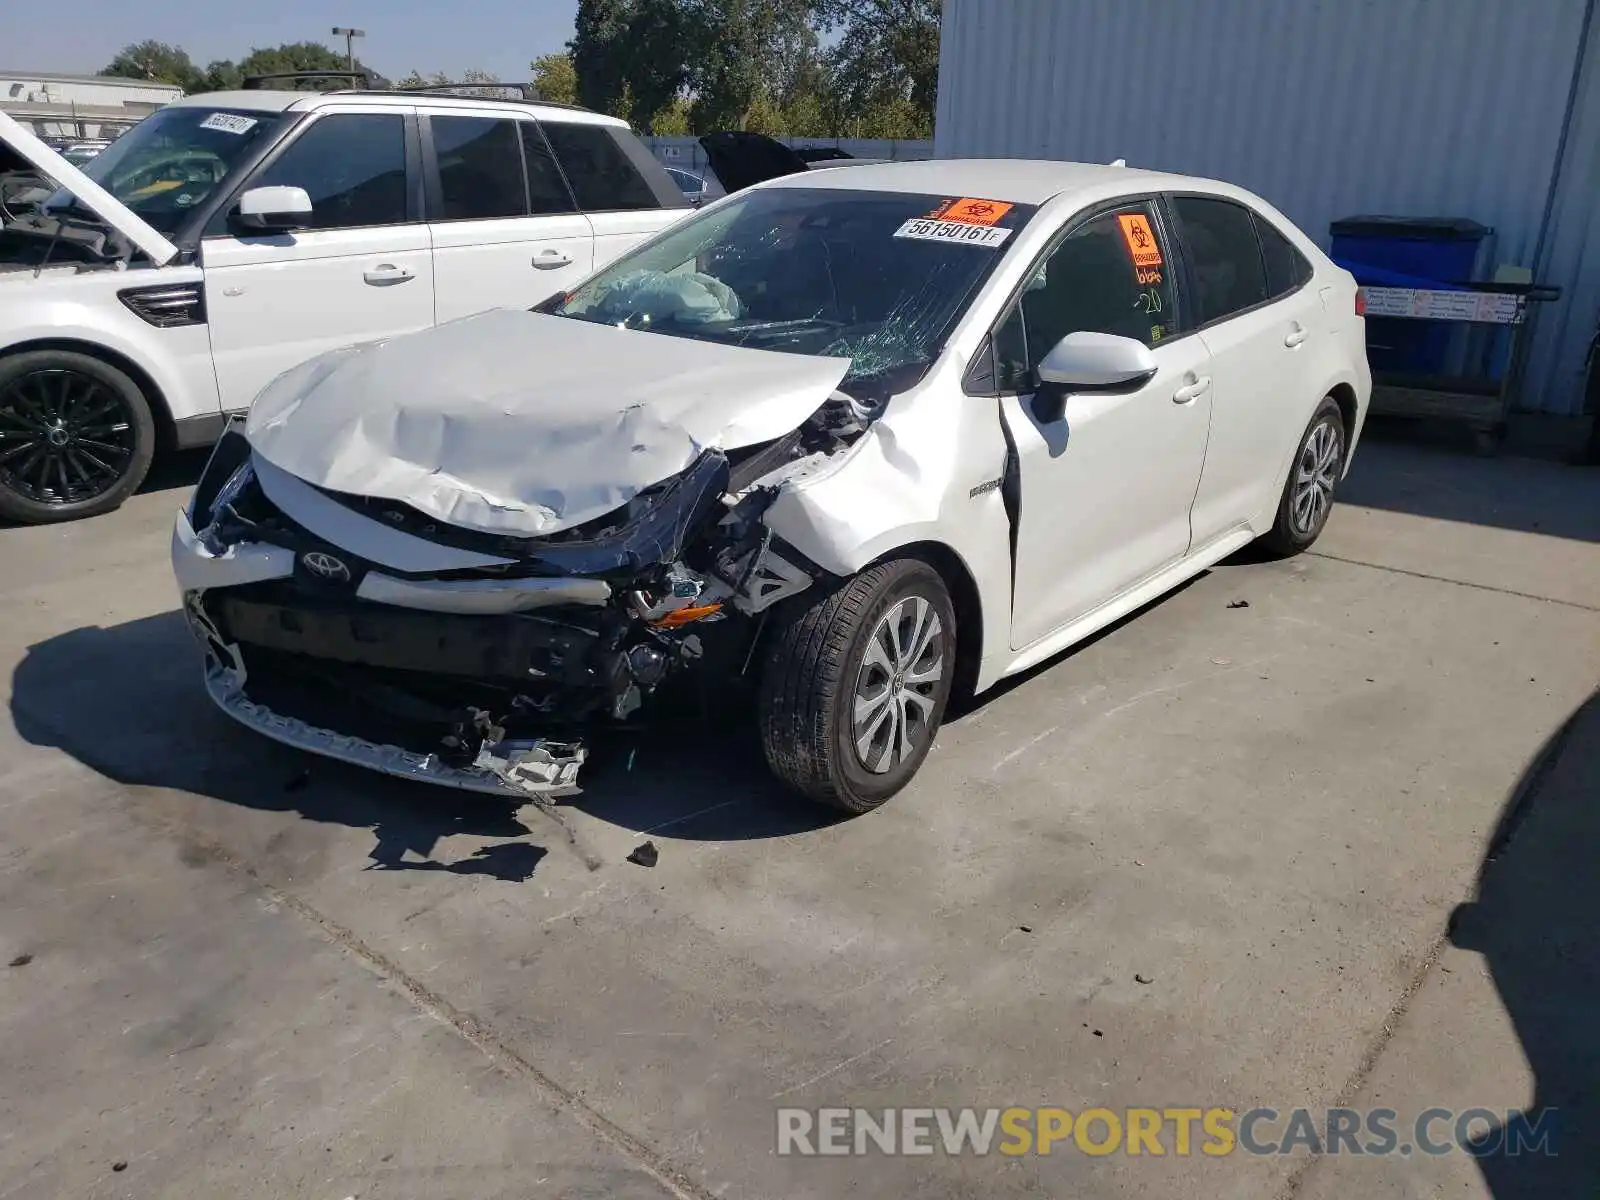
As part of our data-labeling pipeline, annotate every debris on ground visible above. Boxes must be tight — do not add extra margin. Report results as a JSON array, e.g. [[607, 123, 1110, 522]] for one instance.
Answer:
[[1134, 973, 1153, 985], [8, 953, 32, 967], [1227, 599, 1250, 609], [627, 841, 660, 868], [1210, 657, 1232, 666], [112, 1162, 127, 1173], [1017, 925, 1033, 933]]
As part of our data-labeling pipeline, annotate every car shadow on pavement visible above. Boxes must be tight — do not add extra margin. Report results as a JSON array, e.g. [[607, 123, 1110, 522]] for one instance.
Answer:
[[1447, 687, 1600, 1196], [9, 612, 833, 872]]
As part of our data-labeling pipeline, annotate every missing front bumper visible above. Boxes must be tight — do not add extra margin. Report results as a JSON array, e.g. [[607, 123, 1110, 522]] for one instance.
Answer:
[[188, 595, 587, 799]]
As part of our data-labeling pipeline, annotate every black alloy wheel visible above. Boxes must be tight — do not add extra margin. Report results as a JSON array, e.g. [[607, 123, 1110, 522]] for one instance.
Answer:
[[0, 350, 155, 523]]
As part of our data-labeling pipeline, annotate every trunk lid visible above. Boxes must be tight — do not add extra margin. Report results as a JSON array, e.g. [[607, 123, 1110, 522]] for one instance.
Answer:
[[696, 131, 812, 194]]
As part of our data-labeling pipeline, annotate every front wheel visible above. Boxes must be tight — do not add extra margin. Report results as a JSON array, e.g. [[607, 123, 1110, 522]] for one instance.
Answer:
[[758, 558, 956, 814], [1259, 396, 1345, 557], [0, 350, 156, 524]]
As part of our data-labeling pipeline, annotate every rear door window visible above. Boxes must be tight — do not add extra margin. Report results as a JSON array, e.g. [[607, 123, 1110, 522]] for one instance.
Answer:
[[1172, 195, 1269, 325], [540, 121, 662, 211], [430, 115, 526, 220]]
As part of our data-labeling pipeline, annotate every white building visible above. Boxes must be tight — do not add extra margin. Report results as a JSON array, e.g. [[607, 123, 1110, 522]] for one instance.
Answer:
[[934, 0, 1600, 416], [0, 72, 182, 141]]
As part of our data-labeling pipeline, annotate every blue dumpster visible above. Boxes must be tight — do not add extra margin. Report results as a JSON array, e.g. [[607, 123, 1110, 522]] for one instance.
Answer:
[[1330, 216, 1492, 375]]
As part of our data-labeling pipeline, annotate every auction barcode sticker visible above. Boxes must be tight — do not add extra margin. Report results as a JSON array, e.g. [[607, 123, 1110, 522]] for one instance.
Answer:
[[199, 112, 259, 135], [894, 218, 1013, 249]]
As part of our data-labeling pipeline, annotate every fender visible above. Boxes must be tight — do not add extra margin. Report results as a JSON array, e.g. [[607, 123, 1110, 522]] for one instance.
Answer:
[[0, 273, 223, 427], [760, 364, 1018, 696]]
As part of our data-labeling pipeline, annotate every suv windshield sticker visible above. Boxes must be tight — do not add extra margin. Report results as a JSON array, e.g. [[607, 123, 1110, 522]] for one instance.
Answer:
[[199, 112, 259, 136], [1116, 213, 1163, 268], [927, 197, 1014, 226], [894, 218, 1013, 249]]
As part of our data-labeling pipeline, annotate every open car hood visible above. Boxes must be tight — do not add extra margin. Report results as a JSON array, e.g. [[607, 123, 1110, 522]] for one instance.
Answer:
[[0, 110, 179, 265], [697, 131, 812, 194], [244, 308, 851, 539]]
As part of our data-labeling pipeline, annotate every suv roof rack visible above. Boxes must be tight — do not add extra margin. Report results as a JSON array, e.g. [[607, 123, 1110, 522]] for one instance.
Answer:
[[242, 70, 373, 91], [381, 82, 586, 110], [390, 80, 537, 99]]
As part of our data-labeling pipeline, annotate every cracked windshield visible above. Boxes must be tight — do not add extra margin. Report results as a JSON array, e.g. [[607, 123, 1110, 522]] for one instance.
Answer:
[[554, 187, 1035, 385]]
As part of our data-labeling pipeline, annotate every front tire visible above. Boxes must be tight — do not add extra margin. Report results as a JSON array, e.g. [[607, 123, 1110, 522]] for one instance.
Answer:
[[758, 558, 956, 814], [1260, 396, 1345, 557], [0, 350, 156, 525]]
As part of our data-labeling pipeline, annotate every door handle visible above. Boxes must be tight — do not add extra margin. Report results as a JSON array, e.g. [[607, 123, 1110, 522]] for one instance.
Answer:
[[1173, 375, 1212, 404], [363, 264, 415, 286], [532, 249, 573, 270], [1284, 324, 1309, 348]]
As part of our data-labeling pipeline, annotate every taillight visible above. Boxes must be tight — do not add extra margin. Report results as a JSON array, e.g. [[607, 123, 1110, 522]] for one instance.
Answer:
[[1354, 287, 1367, 317]]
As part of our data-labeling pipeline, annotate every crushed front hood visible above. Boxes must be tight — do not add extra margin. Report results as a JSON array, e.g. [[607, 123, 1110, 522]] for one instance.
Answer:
[[244, 308, 850, 538], [0, 110, 179, 265]]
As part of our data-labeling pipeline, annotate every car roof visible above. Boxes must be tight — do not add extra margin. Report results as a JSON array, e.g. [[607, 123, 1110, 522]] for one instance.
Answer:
[[763, 158, 1207, 206], [167, 90, 627, 126]]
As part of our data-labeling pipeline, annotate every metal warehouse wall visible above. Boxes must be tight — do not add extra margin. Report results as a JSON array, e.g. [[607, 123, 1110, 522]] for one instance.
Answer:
[[935, 0, 1598, 415]]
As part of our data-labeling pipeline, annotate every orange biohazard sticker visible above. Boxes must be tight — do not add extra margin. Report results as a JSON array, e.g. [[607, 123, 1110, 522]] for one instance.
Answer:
[[1117, 213, 1164, 268], [927, 197, 1015, 226]]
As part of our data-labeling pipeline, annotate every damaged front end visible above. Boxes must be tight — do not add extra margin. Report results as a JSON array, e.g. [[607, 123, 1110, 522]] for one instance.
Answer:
[[174, 418, 833, 799]]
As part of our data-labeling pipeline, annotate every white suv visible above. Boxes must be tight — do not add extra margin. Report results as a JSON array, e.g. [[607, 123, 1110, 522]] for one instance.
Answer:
[[0, 89, 691, 524]]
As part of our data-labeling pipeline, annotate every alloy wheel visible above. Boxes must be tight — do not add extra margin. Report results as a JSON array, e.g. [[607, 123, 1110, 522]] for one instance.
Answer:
[[852, 594, 946, 774], [1290, 417, 1343, 538], [0, 368, 137, 507]]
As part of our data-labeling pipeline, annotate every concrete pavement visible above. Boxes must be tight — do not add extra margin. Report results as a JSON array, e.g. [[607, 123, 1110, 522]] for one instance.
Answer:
[[1, 439, 1596, 1198]]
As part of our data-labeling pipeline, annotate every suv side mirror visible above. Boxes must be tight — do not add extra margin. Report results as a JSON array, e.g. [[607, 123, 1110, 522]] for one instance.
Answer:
[[235, 185, 314, 232], [1032, 331, 1159, 422]]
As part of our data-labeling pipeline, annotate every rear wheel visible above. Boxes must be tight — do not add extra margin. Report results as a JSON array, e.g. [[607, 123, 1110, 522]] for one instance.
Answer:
[[0, 350, 155, 524], [1259, 396, 1345, 556], [758, 558, 955, 814]]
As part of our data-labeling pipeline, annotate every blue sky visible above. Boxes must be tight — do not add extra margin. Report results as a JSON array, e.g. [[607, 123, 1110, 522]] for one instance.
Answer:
[[7, 0, 581, 83]]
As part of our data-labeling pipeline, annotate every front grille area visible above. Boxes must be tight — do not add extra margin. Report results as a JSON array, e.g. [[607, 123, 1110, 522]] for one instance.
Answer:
[[207, 586, 604, 689]]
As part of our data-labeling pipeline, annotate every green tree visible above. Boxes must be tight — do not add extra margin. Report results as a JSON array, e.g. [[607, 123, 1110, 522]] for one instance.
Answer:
[[569, 0, 696, 131], [816, 0, 939, 134], [202, 60, 243, 92], [531, 53, 578, 104], [570, 0, 633, 114], [236, 42, 385, 88], [622, 0, 697, 132], [100, 41, 204, 92], [686, 0, 815, 133]]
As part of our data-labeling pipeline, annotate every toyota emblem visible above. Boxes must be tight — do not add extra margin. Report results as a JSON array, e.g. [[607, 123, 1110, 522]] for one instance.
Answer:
[[301, 551, 351, 582]]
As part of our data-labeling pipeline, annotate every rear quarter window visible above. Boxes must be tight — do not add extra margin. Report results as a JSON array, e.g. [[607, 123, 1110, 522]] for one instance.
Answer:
[[1254, 213, 1314, 298], [539, 121, 684, 212]]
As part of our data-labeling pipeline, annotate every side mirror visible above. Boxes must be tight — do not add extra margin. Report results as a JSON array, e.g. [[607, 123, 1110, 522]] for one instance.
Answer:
[[234, 185, 313, 232], [1032, 331, 1158, 422]]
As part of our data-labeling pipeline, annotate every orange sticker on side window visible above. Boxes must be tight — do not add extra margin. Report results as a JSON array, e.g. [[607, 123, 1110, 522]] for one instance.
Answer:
[[927, 197, 1015, 226], [1117, 213, 1164, 268]]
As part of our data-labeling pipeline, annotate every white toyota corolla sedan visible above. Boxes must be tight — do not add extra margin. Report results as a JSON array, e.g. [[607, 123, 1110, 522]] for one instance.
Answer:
[[172, 158, 1370, 814]]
